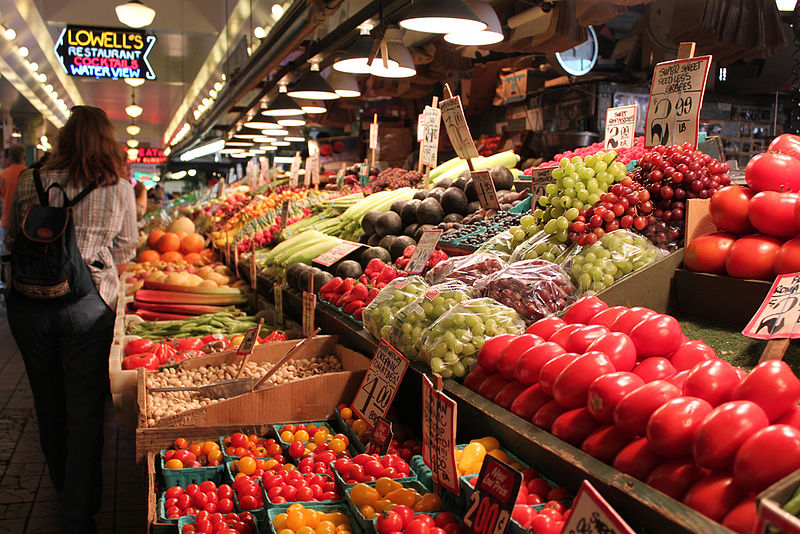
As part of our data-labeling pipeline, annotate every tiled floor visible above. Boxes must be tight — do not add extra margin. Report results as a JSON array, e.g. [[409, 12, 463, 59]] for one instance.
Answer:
[[0, 305, 148, 533]]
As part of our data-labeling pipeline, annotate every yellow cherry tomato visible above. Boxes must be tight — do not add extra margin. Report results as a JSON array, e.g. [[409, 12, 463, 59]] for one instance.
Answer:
[[295, 430, 310, 442], [349, 484, 379, 508], [273, 513, 289, 530], [413, 493, 442, 513], [303, 509, 320, 528], [316, 521, 336, 534], [281, 431, 295, 443], [286, 509, 306, 531], [375, 477, 402, 496]]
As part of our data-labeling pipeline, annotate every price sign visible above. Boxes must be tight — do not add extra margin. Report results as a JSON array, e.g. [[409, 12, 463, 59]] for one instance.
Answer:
[[644, 55, 711, 148], [250, 256, 257, 290], [369, 121, 379, 150], [562, 481, 635, 534], [310, 154, 320, 185], [528, 167, 555, 212], [308, 139, 319, 156], [279, 200, 290, 231], [260, 157, 271, 187], [302, 291, 316, 338], [604, 105, 637, 150], [304, 157, 312, 187], [233, 239, 240, 273], [421, 106, 442, 169], [235, 163, 244, 183], [359, 163, 369, 187], [313, 241, 364, 267], [274, 283, 284, 327], [421, 374, 458, 494], [336, 165, 346, 190], [236, 322, 263, 356], [407, 229, 443, 274], [352, 339, 409, 427], [440, 95, 479, 160], [464, 456, 522, 534], [289, 155, 301, 187], [417, 113, 424, 142], [743, 273, 800, 339], [366, 417, 394, 455], [471, 170, 500, 210]]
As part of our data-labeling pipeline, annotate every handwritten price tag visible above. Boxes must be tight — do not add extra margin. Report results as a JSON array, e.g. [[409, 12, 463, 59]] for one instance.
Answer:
[[421, 106, 442, 169], [645, 55, 711, 148], [310, 154, 320, 185], [352, 339, 409, 427], [366, 417, 394, 455], [290, 155, 301, 187], [417, 113, 424, 142], [471, 170, 500, 210], [464, 456, 522, 534], [743, 273, 800, 339], [302, 291, 316, 338], [563, 481, 635, 534], [407, 229, 443, 274], [604, 105, 637, 150], [274, 283, 284, 328], [304, 157, 312, 187], [313, 241, 364, 267], [421, 374, 458, 494], [440, 95, 479, 161], [279, 200, 290, 231], [236, 322, 263, 356], [528, 167, 555, 212], [369, 122, 379, 150]]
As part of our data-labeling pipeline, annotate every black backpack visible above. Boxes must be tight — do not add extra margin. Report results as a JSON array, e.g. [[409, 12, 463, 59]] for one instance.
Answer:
[[9, 167, 97, 301]]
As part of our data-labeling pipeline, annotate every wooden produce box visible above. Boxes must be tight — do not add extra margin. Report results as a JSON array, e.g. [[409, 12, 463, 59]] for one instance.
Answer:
[[135, 335, 368, 461], [754, 469, 800, 533]]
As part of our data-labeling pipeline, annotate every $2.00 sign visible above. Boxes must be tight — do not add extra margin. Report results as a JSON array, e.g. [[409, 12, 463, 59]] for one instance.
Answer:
[[421, 374, 459, 494], [464, 456, 522, 534], [352, 340, 409, 427], [603, 105, 637, 150]]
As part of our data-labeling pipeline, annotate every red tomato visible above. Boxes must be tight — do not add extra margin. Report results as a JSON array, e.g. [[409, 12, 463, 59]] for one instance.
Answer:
[[510, 384, 552, 421], [525, 317, 566, 340], [121, 352, 159, 371], [609, 307, 657, 335], [553, 352, 616, 408], [683, 473, 747, 522], [496, 335, 543, 379], [562, 296, 608, 324], [667, 370, 690, 390], [476, 373, 510, 400], [682, 359, 741, 406], [588, 306, 628, 328], [564, 325, 609, 354], [493, 380, 527, 410], [733, 424, 800, 492], [550, 408, 602, 447], [125, 338, 154, 357], [745, 151, 800, 192], [693, 400, 770, 471], [722, 496, 757, 534], [548, 324, 583, 349], [748, 191, 800, 238], [463, 367, 493, 392], [629, 314, 683, 358], [477, 334, 517, 372], [725, 234, 783, 280], [775, 405, 800, 430], [613, 380, 681, 436], [513, 342, 566, 386], [586, 332, 637, 373], [774, 236, 800, 274], [538, 353, 580, 396], [732, 360, 800, 421], [152, 342, 178, 364], [769, 133, 800, 159], [586, 372, 645, 423], [646, 397, 713, 458], [645, 460, 708, 501], [376, 510, 404, 534], [669, 340, 717, 371], [580, 425, 633, 464], [684, 232, 738, 274], [176, 337, 204, 352], [632, 357, 676, 382], [612, 438, 662, 481], [709, 186, 756, 235], [531, 400, 569, 431]]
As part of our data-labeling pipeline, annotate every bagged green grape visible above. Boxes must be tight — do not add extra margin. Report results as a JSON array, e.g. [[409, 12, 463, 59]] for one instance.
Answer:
[[509, 230, 576, 264], [476, 230, 516, 261], [362, 276, 429, 339], [425, 252, 507, 286], [562, 229, 667, 294], [420, 298, 526, 379], [387, 281, 474, 360]]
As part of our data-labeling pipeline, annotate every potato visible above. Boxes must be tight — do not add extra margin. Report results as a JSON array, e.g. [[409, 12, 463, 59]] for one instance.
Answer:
[[214, 265, 233, 277], [198, 279, 218, 288]]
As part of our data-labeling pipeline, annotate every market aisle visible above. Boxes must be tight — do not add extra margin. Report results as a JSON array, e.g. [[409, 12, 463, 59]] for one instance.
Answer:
[[0, 305, 147, 533]]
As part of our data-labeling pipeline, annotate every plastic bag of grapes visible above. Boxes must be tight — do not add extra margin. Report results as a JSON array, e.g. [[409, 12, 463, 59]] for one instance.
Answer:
[[425, 252, 507, 286], [474, 259, 577, 323], [475, 230, 517, 261], [362, 276, 429, 339], [509, 230, 576, 264], [387, 281, 474, 360], [562, 229, 667, 294], [420, 298, 526, 379]]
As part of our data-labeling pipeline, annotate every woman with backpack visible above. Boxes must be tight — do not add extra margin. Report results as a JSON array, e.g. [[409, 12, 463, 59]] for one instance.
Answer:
[[4, 106, 137, 533]]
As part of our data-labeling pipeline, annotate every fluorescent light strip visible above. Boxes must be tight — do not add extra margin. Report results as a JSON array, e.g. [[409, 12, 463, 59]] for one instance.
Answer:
[[179, 139, 226, 161]]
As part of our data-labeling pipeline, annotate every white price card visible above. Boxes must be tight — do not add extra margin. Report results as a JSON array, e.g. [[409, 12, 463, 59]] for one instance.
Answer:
[[313, 241, 364, 267], [274, 283, 284, 327], [421, 374, 459, 494], [236, 322, 263, 356], [471, 169, 501, 210], [645, 55, 711, 148], [352, 339, 410, 427], [304, 157, 312, 187], [421, 106, 442, 169], [562, 481, 635, 534], [369, 122, 379, 150], [528, 166, 556, 212], [310, 153, 320, 185], [407, 229, 443, 274], [743, 272, 800, 339], [604, 105, 637, 150], [302, 291, 316, 338], [289, 155, 301, 187], [308, 139, 320, 156], [417, 113, 424, 142], [440, 95, 479, 160], [279, 199, 290, 231], [260, 157, 271, 186]]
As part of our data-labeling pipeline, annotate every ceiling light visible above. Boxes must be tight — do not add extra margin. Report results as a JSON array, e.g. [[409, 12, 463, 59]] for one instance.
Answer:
[[17, 46, 28, 57], [193, 110, 201, 120], [271, 3, 285, 18], [399, 0, 486, 34], [333, 27, 397, 74], [4, 28, 16, 40], [253, 136, 276, 143], [326, 70, 361, 97], [126, 103, 143, 117], [126, 123, 141, 136], [777, 0, 798, 10], [180, 138, 225, 161], [263, 88, 305, 117], [370, 27, 416, 78], [170, 170, 187, 179], [127, 138, 139, 148], [272, 140, 290, 146], [244, 111, 280, 129], [164, 147, 171, 156], [209, 89, 218, 98], [251, 148, 267, 154], [44, 84, 53, 93], [231, 152, 252, 158], [263, 145, 278, 151], [285, 136, 306, 142], [444, 0, 503, 45], [115, 0, 156, 28], [278, 117, 306, 127], [225, 141, 254, 147], [233, 127, 264, 139], [301, 101, 326, 114], [28, 62, 39, 72], [37, 73, 47, 83], [214, 81, 223, 91], [125, 77, 144, 87], [288, 62, 340, 100], [127, 148, 139, 160], [202, 97, 211, 106], [220, 148, 245, 154], [254, 26, 267, 39]]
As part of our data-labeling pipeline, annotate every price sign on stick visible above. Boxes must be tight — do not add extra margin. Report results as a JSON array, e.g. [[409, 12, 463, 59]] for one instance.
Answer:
[[260, 157, 271, 187], [529, 167, 555, 212], [352, 339, 409, 427], [310, 154, 320, 185], [464, 456, 522, 534], [743, 273, 800, 340], [440, 95, 479, 160], [417, 113, 424, 142], [369, 121, 379, 150], [279, 200, 290, 231], [421, 106, 442, 169], [274, 283, 284, 328], [421, 374, 458, 494], [359, 163, 369, 187], [302, 291, 316, 338], [562, 480, 635, 534], [407, 229, 443, 274], [644, 55, 711, 148], [313, 241, 364, 267], [336, 165, 346, 190], [236, 321, 263, 356], [289, 154, 301, 187], [604, 105, 637, 150], [304, 157, 312, 187], [366, 417, 394, 455], [471, 170, 501, 210]]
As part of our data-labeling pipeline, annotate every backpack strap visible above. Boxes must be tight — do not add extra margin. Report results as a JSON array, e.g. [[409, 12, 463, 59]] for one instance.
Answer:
[[67, 181, 97, 207], [33, 166, 98, 207], [32, 167, 49, 206]]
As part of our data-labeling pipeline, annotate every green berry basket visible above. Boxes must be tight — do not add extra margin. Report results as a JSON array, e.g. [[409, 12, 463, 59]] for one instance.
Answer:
[[265, 503, 363, 534], [334, 408, 366, 453], [346, 479, 450, 534], [160, 449, 225, 488], [178, 513, 264, 534], [262, 473, 344, 507], [272, 422, 336, 450]]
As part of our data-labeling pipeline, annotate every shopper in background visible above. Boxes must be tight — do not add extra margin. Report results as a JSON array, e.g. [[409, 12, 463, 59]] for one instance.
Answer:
[[4, 106, 137, 534], [134, 180, 148, 220], [0, 144, 28, 250]]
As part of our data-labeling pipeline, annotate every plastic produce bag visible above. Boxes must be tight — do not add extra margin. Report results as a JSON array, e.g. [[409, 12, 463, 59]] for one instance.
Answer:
[[509, 230, 576, 264], [475, 259, 577, 323], [476, 230, 517, 261], [388, 281, 474, 360], [425, 252, 507, 286], [562, 229, 667, 294], [420, 298, 526, 379], [362, 276, 429, 339]]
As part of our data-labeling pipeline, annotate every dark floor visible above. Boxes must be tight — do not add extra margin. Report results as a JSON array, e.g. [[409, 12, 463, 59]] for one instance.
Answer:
[[0, 305, 148, 533]]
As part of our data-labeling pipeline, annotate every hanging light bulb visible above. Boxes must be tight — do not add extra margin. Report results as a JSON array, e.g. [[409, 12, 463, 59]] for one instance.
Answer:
[[17, 46, 28, 57], [285, 128, 306, 143], [444, 0, 504, 45], [127, 138, 139, 148], [125, 91, 143, 118], [115, 0, 156, 28], [262, 85, 305, 117], [326, 70, 361, 98], [333, 27, 397, 74], [301, 101, 326, 114], [126, 123, 141, 136], [214, 81, 223, 91], [370, 27, 416, 78], [125, 77, 145, 87], [4, 28, 16, 40], [287, 62, 339, 100], [254, 26, 267, 39], [399, 0, 486, 34], [244, 109, 281, 129], [233, 127, 265, 139], [127, 147, 139, 160], [278, 117, 306, 127]]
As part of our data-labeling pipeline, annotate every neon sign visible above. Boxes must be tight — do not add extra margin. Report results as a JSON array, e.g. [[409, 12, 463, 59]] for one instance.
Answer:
[[129, 148, 167, 164], [54, 25, 156, 80]]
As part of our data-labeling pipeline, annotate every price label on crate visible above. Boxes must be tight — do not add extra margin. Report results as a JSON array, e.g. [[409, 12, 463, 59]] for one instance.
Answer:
[[313, 241, 364, 267], [366, 417, 394, 455], [417, 113, 424, 142], [274, 283, 284, 328], [743, 273, 800, 339], [644, 55, 711, 148], [464, 456, 522, 534], [336, 165, 346, 190], [290, 154, 301, 187], [421, 374, 458, 494], [352, 339, 409, 427], [236, 322, 263, 356], [603, 105, 637, 150], [302, 291, 316, 338], [562, 481, 635, 534], [421, 106, 442, 168], [369, 122, 379, 150], [529, 167, 555, 212], [471, 170, 500, 210], [440, 95, 479, 160], [407, 229, 443, 274]]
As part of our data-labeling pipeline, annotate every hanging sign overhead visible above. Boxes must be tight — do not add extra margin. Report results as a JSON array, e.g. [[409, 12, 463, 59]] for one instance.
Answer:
[[127, 147, 167, 165], [54, 25, 156, 80]]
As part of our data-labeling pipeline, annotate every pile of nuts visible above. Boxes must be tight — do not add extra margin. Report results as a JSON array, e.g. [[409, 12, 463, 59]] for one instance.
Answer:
[[144, 355, 342, 425]]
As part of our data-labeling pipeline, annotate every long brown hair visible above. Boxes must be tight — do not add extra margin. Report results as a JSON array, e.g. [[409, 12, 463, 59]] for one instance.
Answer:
[[45, 106, 123, 187]]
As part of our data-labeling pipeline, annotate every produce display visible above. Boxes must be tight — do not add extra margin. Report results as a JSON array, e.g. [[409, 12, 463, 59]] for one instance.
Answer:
[[510, 231, 575, 263], [525, 137, 647, 170], [270, 503, 356, 534], [369, 168, 425, 191], [425, 252, 506, 286], [362, 276, 430, 339], [163, 438, 224, 468], [332, 453, 412, 484], [349, 478, 442, 518], [441, 211, 524, 249], [179, 511, 258, 533]]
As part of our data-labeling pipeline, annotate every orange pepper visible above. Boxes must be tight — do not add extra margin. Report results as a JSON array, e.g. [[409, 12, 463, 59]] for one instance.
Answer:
[[413, 493, 442, 513], [384, 488, 421, 508], [375, 477, 403, 496]]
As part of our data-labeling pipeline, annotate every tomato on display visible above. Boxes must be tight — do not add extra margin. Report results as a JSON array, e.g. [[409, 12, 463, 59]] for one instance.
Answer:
[[684, 232, 737, 275]]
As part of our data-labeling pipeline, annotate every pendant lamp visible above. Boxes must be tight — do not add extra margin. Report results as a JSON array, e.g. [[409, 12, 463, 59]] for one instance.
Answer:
[[244, 110, 281, 129], [233, 127, 264, 139], [278, 117, 307, 127], [399, 0, 486, 34], [370, 27, 416, 78], [332, 27, 398, 74], [326, 70, 361, 97], [115, 0, 156, 28], [301, 101, 327, 114], [444, 0, 504, 45], [287, 62, 339, 100], [263, 86, 305, 117]]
